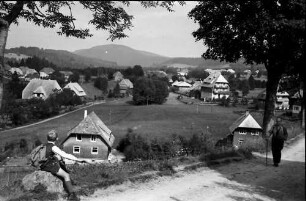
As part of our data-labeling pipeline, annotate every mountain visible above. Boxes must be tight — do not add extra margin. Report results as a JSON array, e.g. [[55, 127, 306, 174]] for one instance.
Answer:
[[74, 44, 170, 67], [5, 47, 117, 69]]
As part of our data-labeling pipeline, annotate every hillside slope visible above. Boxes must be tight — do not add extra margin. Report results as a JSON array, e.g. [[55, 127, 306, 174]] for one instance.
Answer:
[[74, 44, 170, 67], [5, 47, 117, 68]]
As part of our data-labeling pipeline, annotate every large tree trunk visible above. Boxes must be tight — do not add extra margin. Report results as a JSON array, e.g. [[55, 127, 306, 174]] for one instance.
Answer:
[[262, 68, 282, 137], [0, 19, 9, 111]]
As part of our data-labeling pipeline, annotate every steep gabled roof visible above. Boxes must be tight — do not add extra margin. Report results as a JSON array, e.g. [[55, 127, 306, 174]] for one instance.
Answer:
[[22, 79, 61, 100], [119, 79, 133, 89], [64, 111, 115, 148], [9, 67, 23, 75], [229, 112, 262, 133], [64, 82, 87, 97], [203, 72, 228, 85]]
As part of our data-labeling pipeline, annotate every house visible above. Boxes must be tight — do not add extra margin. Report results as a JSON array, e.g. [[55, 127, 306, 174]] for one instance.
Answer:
[[290, 89, 303, 117], [22, 79, 61, 100], [64, 82, 87, 97], [61, 111, 115, 163], [40, 67, 55, 75], [257, 89, 290, 110], [119, 79, 133, 97], [59, 71, 74, 82], [201, 72, 230, 101], [39, 71, 49, 79], [276, 91, 290, 110], [172, 81, 192, 93], [9, 67, 23, 76], [19, 66, 31, 75], [229, 110, 263, 148], [113, 71, 123, 81]]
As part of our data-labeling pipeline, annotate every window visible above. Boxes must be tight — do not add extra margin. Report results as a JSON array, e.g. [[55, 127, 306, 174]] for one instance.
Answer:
[[91, 135, 96, 142], [238, 139, 244, 145], [76, 134, 82, 141], [91, 147, 98, 154], [73, 146, 80, 154], [251, 131, 260, 136], [239, 129, 247, 135]]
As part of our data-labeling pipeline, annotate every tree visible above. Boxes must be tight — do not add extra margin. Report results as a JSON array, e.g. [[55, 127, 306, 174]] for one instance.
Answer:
[[94, 77, 108, 94], [132, 65, 144, 77], [133, 77, 156, 105], [0, 1, 185, 110], [189, 1, 305, 133], [50, 71, 65, 87], [152, 79, 169, 104]]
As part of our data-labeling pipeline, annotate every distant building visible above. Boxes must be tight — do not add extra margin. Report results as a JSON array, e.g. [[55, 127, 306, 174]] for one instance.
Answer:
[[113, 71, 124, 81], [201, 72, 230, 101], [257, 89, 290, 110], [229, 110, 263, 148], [61, 111, 115, 163], [59, 71, 74, 82], [64, 82, 87, 97], [119, 79, 133, 97], [22, 79, 61, 100], [9, 67, 23, 76], [290, 89, 303, 117], [40, 67, 55, 75]]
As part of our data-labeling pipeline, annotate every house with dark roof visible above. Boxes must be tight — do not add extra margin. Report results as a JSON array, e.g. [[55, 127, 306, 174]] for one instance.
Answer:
[[201, 72, 230, 101], [229, 110, 263, 148], [22, 79, 61, 100], [61, 111, 115, 162]]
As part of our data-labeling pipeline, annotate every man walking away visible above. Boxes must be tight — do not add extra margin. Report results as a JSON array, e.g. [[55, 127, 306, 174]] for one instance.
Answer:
[[268, 117, 288, 167]]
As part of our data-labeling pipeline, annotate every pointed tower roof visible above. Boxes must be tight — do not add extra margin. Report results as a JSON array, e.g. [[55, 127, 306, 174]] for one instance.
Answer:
[[63, 111, 115, 148], [229, 111, 262, 133]]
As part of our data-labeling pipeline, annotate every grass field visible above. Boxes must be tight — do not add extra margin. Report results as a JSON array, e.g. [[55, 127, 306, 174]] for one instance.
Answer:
[[0, 95, 265, 150], [0, 93, 301, 151]]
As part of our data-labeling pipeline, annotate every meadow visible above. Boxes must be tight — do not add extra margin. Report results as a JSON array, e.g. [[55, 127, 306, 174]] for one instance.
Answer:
[[0, 96, 259, 150]]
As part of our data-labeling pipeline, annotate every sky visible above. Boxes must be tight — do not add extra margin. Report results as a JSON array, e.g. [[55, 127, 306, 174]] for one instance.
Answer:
[[6, 1, 206, 58]]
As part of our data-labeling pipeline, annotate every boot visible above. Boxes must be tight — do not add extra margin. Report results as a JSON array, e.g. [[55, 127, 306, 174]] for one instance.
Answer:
[[68, 192, 80, 201], [64, 180, 74, 195]]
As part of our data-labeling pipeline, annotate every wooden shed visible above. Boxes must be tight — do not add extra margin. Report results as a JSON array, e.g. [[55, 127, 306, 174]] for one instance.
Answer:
[[61, 111, 115, 162]]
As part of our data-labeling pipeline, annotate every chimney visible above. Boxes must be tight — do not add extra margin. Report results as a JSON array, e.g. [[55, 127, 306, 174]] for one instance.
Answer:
[[245, 110, 249, 115], [84, 110, 87, 119]]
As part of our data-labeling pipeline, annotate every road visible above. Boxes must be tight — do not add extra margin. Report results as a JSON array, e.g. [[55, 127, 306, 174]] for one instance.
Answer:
[[81, 134, 305, 201]]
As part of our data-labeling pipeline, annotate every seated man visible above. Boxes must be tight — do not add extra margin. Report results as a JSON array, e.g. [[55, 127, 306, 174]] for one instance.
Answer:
[[40, 130, 89, 201]]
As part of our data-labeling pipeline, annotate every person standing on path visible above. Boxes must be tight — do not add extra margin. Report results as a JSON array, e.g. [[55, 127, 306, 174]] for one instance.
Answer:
[[268, 117, 288, 167]]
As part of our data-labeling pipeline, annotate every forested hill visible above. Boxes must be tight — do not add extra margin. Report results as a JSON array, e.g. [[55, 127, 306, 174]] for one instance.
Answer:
[[5, 47, 117, 69]]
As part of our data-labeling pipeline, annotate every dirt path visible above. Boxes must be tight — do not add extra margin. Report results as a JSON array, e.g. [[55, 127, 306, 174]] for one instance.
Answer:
[[81, 134, 305, 201]]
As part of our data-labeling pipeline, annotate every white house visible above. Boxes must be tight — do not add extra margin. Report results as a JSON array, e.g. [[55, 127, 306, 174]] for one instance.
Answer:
[[201, 72, 230, 101], [64, 82, 87, 97]]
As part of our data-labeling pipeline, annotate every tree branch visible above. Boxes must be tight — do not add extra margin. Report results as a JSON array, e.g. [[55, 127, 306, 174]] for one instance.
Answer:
[[3, 1, 25, 24]]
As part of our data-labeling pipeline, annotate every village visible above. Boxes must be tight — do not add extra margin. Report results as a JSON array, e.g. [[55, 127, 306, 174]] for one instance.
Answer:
[[0, 1, 304, 201]]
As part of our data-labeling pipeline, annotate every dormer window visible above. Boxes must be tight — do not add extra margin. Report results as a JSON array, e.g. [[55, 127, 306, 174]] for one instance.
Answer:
[[76, 134, 82, 141], [91, 135, 96, 142], [239, 129, 247, 135]]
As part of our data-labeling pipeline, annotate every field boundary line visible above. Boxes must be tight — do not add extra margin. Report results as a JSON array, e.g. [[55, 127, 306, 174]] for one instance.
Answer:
[[0, 101, 105, 133]]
